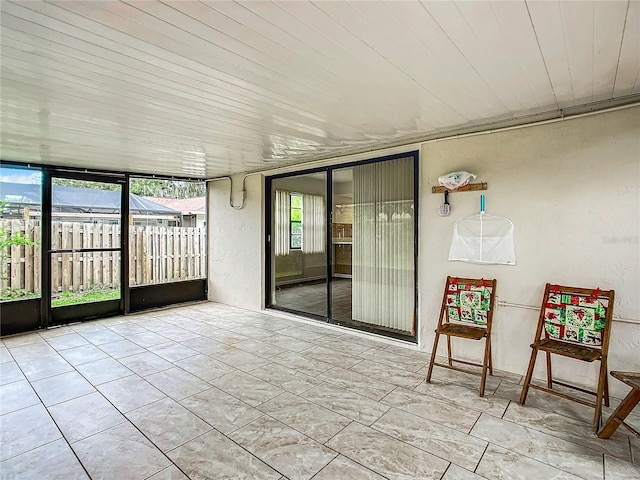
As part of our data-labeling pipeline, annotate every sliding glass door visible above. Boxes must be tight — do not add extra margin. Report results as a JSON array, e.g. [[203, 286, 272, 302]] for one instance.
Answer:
[[269, 172, 328, 318], [267, 152, 418, 341]]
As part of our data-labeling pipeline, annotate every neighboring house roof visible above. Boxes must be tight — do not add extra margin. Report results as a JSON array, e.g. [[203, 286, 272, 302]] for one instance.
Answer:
[[0, 182, 180, 215], [143, 196, 206, 215]]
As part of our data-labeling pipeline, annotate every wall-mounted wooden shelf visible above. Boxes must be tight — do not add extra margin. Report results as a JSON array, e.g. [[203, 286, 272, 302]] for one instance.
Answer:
[[432, 182, 487, 194]]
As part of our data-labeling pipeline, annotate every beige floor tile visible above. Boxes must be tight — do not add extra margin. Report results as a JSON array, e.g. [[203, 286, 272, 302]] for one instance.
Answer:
[[48, 391, 125, 443], [168, 429, 280, 480], [72, 422, 170, 480], [350, 359, 424, 390], [0, 404, 62, 462], [441, 464, 486, 480], [0, 361, 24, 386], [272, 351, 335, 377], [476, 444, 586, 480], [0, 438, 88, 480], [98, 374, 167, 412], [57, 343, 109, 367], [147, 342, 199, 362], [210, 370, 284, 406], [358, 347, 427, 372], [471, 413, 604, 480], [118, 351, 174, 377], [212, 347, 272, 372], [258, 391, 352, 443], [251, 363, 322, 395], [301, 382, 390, 425], [604, 454, 640, 480], [229, 416, 337, 480], [0, 379, 40, 415], [313, 455, 386, 480], [381, 386, 482, 432], [373, 408, 487, 471], [174, 353, 236, 381], [16, 354, 74, 382], [146, 464, 190, 480], [503, 402, 631, 460], [326, 422, 449, 480], [44, 333, 89, 351], [144, 367, 211, 401], [300, 344, 364, 369], [317, 366, 396, 401], [180, 386, 263, 434], [74, 357, 133, 385], [414, 380, 510, 417], [31, 371, 95, 406], [127, 397, 212, 452], [98, 340, 146, 359], [233, 338, 287, 358]]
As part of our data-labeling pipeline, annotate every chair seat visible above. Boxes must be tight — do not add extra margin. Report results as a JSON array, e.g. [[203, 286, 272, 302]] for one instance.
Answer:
[[533, 338, 601, 362], [436, 323, 487, 340]]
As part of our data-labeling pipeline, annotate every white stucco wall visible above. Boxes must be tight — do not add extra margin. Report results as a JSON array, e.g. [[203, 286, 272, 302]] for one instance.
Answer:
[[209, 106, 640, 397], [208, 174, 264, 311], [419, 107, 639, 397]]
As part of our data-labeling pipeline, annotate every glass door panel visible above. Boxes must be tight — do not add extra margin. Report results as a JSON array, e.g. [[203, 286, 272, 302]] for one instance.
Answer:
[[350, 156, 415, 334], [50, 177, 122, 315], [331, 168, 353, 322], [270, 172, 327, 318]]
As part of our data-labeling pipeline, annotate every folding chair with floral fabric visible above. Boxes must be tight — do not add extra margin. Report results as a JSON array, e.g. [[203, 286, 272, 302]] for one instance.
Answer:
[[519, 283, 615, 432], [426, 276, 497, 397]]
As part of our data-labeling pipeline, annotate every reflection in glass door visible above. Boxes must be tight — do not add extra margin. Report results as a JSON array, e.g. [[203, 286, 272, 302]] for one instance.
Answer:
[[49, 176, 123, 323], [270, 172, 328, 318]]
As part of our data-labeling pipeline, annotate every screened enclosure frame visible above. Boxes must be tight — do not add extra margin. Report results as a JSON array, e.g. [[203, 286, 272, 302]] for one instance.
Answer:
[[0, 160, 209, 335], [265, 151, 419, 342]]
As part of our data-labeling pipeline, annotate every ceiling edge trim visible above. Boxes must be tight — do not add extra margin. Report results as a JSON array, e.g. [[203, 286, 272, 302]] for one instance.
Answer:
[[215, 96, 640, 181]]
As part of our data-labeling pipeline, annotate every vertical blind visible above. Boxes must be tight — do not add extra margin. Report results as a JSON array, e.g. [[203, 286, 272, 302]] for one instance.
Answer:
[[274, 190, 290, 256], [352, 157, 415, 333], [302, 193, 325, 254]]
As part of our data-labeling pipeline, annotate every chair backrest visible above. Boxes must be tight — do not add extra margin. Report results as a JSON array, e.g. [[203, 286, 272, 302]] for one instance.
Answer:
[[541, 284, 615, 348], [442, 276, 497, 328]]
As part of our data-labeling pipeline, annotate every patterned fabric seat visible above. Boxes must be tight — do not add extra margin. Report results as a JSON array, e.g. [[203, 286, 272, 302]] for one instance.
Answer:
[[519, 283, 615, 432], [426, 276, 497, 397]]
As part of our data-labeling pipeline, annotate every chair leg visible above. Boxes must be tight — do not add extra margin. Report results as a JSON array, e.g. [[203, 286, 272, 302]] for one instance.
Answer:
[[545, 351, 553, 389], [446, 335, 453, 367], [604, 369, 610, 408], [593, 359, 608, 432], [479, 337, 491, 397], [520, 347, 538, 405], [426, 332, 441, 383]]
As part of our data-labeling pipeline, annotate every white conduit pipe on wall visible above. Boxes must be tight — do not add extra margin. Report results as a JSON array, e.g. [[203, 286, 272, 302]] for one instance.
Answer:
[[497, 300, 640, 325], [206, 172, 262, 210]]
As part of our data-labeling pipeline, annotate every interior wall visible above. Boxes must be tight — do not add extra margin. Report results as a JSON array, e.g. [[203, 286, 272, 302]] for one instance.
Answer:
[[208, 106, 639, 396], [419, 106, 639, 397]]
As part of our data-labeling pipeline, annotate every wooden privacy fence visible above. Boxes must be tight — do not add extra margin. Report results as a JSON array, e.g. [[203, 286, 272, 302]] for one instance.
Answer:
[[1, 220, 206, 296]]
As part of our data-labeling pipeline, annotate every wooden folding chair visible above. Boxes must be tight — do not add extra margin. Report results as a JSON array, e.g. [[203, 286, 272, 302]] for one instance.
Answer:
[[426, 276, 497, 397], [519, 283, 615, 432]]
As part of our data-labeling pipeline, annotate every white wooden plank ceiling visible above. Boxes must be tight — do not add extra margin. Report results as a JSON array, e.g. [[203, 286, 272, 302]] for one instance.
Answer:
[[1, 0, 638, 178]]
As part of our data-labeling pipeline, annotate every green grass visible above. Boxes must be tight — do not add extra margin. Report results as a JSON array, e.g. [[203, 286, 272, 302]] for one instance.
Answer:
[[52, 288, 120, 307]]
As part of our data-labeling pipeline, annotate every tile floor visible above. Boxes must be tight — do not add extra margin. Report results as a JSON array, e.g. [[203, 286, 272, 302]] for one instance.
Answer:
[[0, 302, 638, 480]]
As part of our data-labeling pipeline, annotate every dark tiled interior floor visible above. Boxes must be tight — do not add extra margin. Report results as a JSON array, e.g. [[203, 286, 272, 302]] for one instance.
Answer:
[[275, 277, 352, 321], [1, 302, 639, 480]]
